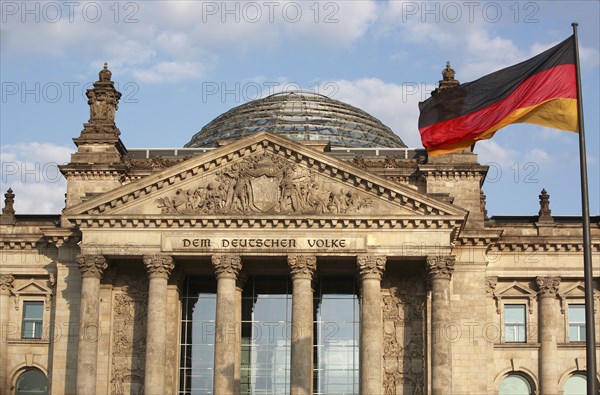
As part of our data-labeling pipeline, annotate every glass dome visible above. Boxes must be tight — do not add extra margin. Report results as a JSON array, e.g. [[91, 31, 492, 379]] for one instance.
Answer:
[[185, 91, 406, 148]]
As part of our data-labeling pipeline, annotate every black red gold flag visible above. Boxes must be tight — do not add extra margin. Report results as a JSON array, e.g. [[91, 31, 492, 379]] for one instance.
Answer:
[[418, 36, 578, 155]]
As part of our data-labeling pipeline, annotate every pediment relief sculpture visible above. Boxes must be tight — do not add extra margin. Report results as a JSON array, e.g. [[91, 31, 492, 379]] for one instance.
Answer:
[[155, 152, 374, 215]]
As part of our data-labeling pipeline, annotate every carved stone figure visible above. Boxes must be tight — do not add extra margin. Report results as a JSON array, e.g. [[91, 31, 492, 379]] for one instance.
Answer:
[[156, 152, 373, 215]]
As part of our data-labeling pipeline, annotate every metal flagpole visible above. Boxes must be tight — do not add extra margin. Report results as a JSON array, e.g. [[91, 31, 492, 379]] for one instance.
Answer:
[[571, 22, 598, 395]]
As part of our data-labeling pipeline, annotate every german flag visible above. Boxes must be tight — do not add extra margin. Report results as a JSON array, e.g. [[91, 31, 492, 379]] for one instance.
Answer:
[[419, 36, 578, 156]]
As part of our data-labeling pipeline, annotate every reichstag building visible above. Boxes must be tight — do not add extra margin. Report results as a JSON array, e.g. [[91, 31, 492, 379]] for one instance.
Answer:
[[0, 65, 598, 395]]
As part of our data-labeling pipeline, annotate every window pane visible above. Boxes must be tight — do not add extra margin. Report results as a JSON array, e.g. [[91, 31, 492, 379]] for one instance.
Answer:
[[22, 302, 44, 339], [569, 305, 585, 322], [498, 374, 531, 395], [24, 302, 44, 319], [16, 369, 48, 395], [504, 305, 526, 343], [563, 374, 586, 395]]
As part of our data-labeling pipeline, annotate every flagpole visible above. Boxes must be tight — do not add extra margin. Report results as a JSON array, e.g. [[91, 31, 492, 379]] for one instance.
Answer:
[[572, 22, 598, 395]]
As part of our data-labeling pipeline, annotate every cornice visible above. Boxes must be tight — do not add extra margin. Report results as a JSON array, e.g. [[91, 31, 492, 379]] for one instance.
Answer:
[[69, 215, 463, 230]]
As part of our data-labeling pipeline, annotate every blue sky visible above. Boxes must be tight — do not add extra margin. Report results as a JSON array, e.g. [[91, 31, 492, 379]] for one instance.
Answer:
[[1, 0, 599, 216]]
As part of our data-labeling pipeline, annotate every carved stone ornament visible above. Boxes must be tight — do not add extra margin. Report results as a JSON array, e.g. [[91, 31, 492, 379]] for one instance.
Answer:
[[211, 255, 242, 279], [382, 276, 426, 394], [0, 274, 15, 293], [485, 276, 498, 295], [155, 152, 373, 215], [143, 255, 175, 278], [426, 256, 455, 280], [357, 255, 387, 280], [76, 254, 108, 278], [536, 276, 561, 297], [288, 255, 317, 280], [538, 188, 553, 222]]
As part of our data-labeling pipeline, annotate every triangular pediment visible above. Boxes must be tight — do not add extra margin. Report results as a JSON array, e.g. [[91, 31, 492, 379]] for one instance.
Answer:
[[64, 132, 467, 227], [14, 279, 52, 296], [495, 281, 537, 298]]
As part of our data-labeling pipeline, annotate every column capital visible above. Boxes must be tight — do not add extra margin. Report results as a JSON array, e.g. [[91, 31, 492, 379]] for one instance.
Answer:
[[536, 276, 561, 298], [426, 256, 455, 280], [76, 254, 108, 278], [143, 255, 175, 279], [357, 255, 386, 280], [288, 255, 317, 280], [0, 274, 14, 295], [212, 254, 242, 280]]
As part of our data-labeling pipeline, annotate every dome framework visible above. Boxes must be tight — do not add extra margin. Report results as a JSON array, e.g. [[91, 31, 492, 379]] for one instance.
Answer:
[[185, 91, 406, 148]]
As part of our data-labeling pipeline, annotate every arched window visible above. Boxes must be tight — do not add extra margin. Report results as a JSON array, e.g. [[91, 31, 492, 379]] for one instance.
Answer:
[[498, 374, 533, 395], [15, 369, 48, 395], [563, 374, 586, 395]]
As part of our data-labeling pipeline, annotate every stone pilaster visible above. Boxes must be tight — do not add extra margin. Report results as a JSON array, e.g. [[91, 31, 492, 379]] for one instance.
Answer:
[[426, 256, 455, 395], [0, 274, 14, 391], [212, 254, 242, 394], [75, 254, 107, 395], [143, 255, 175, 395], [536, 276, 560, 395], [288, 255, 317, 395], [357, 255, 386, 395]]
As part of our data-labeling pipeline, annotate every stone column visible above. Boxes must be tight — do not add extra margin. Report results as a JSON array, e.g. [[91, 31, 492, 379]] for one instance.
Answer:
[[212, 254, 242, 394], [357, 255, 386, 395], [75, 254, 108, 395], [0, 274, 14, 391], [234, 272, 246, 395], [143, 255, 175, 395], [288, 255, 317, 395], [536, 276, 560, 395], [426, 256, 455, 395]]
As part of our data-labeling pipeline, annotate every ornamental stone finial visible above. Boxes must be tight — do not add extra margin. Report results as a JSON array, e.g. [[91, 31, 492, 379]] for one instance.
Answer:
[[1, 188, 16, 224], [426, 256, 456, 280], [357, 255, 386, 280], [288, 255, 317, 280], [536, 276, 561, 297], [433, 61, 460, 95], [538, 188, 553, 222], [0, 274, 15, 294], [76, 254, 108, 278], [83, 63, 122, 134], [211, 255, 242, 279], [143, 255, 175, 278]]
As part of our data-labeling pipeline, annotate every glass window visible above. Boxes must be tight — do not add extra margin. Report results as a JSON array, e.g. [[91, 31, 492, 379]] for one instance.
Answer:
[[22, 301, 44, 339], [568, 305, 586, 342], [241, 276, 292, 395], [313, 277, 359, 395], [15, 369, 48, 395], [504, 304, 526, 343], [179, 277, 217, 395], [498, 374, 532, 395], [563, 374, 586, 395]]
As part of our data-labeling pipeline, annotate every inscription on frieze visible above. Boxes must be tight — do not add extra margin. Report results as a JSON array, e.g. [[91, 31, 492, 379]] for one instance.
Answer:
[[162, 235, 366, 252], [155, 152, 373, 215]]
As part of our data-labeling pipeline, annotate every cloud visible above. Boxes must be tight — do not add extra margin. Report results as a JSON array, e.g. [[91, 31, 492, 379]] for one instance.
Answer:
[[332, 77, 434, 147], [1, 142, 72, 214], [475, 140, 518, 167], [133, 61, 205, 83]]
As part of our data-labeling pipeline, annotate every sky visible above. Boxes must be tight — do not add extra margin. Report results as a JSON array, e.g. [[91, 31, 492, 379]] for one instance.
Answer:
[[1, 0, 599, 217]]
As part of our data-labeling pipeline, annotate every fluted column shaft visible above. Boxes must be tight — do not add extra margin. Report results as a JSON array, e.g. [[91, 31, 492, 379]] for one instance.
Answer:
[[537, 276, 560, 395], [75, 255, 107, 395], [212, 254, 242, 395], [0, 274, 14, 391], [288, 255, 317, 395], [357, 255, 386, 395], [143, 255, 175, 395], [426, 256, 455, 395]]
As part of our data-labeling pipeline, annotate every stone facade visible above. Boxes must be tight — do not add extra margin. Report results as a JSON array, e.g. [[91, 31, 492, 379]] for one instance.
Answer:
[[0, 66, 599, 395]]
